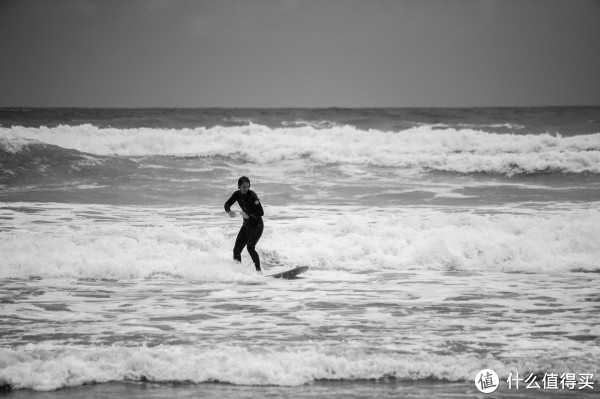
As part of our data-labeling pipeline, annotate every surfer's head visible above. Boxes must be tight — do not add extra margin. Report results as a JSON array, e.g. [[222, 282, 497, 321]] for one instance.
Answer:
[[238, 176, 251, 194]]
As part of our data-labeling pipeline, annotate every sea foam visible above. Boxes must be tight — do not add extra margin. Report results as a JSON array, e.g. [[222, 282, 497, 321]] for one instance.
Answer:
[[1, 204, 598, 279], [2, 124, 600, 174], [1, 343, 597, 390]]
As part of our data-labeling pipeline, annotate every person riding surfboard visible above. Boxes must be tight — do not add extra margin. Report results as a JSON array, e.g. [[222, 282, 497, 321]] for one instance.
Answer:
[[224, 176, 264, 273]]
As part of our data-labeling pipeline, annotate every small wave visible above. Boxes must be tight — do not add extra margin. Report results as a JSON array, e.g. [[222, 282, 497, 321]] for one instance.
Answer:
[[221, 116, 253, 125], [0, 139, 138, 184], [407, 122, 526, 130], [281, 120, 340, 129], [1, 343, 597, 391]]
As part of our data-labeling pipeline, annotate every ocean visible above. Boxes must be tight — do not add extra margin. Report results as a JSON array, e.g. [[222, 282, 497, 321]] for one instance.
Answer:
[[1, 107, 599, 398]]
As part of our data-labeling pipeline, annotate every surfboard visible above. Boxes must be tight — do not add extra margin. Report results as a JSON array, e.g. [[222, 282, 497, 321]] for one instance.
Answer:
[[265, 266, 309, 279]]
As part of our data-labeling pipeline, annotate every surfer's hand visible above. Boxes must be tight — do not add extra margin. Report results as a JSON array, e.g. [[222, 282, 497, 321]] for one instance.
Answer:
[[241, 211, 249, 219], [228, 211, 236, 218]]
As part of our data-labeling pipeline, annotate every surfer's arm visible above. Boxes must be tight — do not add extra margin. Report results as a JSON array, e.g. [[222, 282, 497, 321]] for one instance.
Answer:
[[224, 191, 239, 217], [250, 191, 264, 217]]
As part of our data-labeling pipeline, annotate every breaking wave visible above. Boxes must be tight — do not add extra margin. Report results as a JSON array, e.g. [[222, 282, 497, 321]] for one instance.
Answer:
[[2, 124, 600, 175], [1, 344, 597, 390]]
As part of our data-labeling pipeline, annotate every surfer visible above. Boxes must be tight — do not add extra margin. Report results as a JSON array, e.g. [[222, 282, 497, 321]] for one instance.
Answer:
[[224, 176, 264, 273]]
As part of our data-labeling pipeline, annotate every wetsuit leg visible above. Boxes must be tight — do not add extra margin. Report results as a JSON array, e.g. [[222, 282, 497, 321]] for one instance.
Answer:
[[246, 223, 264, 271], [233, 225, 250, 263]]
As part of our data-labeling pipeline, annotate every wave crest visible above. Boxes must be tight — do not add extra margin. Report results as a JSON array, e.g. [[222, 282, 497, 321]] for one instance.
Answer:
[[2, 344, 597, 390], [2, 124, 600, 175]]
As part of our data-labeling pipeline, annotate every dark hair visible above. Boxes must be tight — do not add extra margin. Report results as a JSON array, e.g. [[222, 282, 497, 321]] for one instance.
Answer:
[[237, 176, 250, 188]]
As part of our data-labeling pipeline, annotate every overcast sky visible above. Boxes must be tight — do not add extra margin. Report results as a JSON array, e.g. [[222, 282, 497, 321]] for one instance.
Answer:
[[1, 0, 599, 107]]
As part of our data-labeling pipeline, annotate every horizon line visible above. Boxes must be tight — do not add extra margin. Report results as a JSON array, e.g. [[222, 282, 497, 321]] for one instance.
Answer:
[[2, 104, 600, 110]]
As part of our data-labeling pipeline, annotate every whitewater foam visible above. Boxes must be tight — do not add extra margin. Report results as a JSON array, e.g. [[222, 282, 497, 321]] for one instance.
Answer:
[[1, 203, 599, 280], [0, 132, 32, 154], [1, 343, 597, 391], [2, 124, 599, 174]]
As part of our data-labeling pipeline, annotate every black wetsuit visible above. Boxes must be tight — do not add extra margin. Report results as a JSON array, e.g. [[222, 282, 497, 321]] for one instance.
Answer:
[[224, 189, 264, 271]]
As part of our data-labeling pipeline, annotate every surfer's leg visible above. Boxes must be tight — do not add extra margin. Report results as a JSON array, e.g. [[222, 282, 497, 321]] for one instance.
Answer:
[[246, 223, 264, 271], [233, 225, 249, 263]]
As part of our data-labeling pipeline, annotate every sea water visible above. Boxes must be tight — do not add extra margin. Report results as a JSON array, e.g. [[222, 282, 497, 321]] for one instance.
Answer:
[[1, 108, 599, 398]]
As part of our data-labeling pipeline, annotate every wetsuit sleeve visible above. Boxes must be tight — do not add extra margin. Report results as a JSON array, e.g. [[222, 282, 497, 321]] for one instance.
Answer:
[[224, 191, 238, 213], [250, 191, 264, 217]]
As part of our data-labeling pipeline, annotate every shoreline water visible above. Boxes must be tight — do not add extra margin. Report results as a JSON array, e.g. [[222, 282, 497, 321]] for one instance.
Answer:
[[1, 269, 599, 392], [2, 379, 597, 399]]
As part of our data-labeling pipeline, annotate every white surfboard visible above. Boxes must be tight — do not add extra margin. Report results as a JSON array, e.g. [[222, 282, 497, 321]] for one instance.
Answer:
[[265, 266, 309, 279]]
